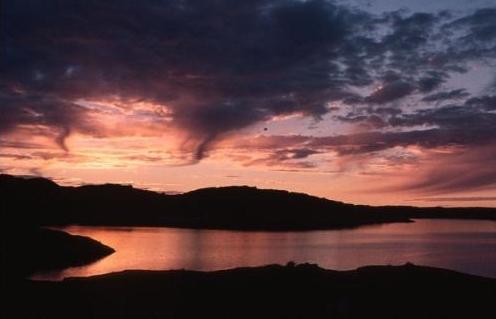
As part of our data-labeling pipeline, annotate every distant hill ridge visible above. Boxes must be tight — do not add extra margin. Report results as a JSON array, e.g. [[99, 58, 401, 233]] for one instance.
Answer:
[[1, 174, 495, 230]]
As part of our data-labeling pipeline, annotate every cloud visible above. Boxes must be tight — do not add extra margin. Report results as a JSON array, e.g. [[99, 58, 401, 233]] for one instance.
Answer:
[[1, 0, 496, 193], [450, 7, 496, 41], [417, 72, 447, 93], [236, 124, 495, 158], [389, 103, 496, 131], [398, 143, 496, 193], [0, 153, 32, 160], [413, 196, 496, 202], [3, 0, 373, 158], [421, 89, 470, 102], [0, 140, 46, 149], [226, 111, 496, 192], [365, 80, 415, 104], [0, 1, 479, 153], [335, 114, 388, 129], [242, 147, 320, 169], [465, 95, 496, 111], [0, 91, 102, 150]]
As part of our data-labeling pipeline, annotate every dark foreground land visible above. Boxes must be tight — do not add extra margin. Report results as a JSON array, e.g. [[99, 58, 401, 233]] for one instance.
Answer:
[[2, 174, 495, 231], [3, 263, 495, 319]]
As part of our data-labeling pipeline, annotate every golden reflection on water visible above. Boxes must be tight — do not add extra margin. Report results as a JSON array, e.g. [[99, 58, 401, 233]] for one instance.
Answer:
[[32, 219, 496, 280]]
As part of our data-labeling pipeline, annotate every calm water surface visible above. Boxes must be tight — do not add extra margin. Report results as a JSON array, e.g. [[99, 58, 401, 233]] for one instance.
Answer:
[[33, 219, 496, 280]]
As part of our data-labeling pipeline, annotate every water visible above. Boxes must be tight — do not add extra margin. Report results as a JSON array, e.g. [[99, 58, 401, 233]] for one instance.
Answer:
[[32, 219, 496, 280]]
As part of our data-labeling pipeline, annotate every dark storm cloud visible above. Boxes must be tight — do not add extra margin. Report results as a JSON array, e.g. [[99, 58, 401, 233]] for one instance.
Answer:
[[270, 148, 320, 161], [389, 103, 496, 131], [335, 93, 495, 148], [436, 7, 496, 66], [465, 95, 496, 111], [421, 89, 470, 102], [450, 7, 496, 41], [417, 73, 447, 93], [1, 0, 496, 164], [246, 94, 496, 192], [311, 128, 496, 155], [0, 90, 101, 150], [338, 91, 496, 193], [365, 80, 415, 104], [381, 11, 440, 53], [243, 123, 496, 157], [1, 0, 371, 156], [335, 114, 387, 129], [244, 147, 319, 168]]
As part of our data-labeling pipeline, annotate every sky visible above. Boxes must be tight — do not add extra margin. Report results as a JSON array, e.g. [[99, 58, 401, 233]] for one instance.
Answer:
[[1, 0, 496, 207]]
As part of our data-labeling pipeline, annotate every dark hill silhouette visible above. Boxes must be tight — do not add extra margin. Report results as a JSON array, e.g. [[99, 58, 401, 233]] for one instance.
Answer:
[[5, 263, 495, 319], [1, 174, 495, 230]]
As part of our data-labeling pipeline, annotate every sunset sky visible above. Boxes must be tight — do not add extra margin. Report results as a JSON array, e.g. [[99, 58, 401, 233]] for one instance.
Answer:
[[1, 0, 496, 207]]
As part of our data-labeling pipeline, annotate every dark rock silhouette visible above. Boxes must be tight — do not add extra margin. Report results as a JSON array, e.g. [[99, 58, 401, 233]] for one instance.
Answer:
[[1, 228, 114, 279], [4, 263, 495, 319], [1, 174, 495, 230]]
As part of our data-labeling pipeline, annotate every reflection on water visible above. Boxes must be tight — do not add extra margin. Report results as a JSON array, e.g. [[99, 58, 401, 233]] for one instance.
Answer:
[[32, 219, 496, 280]]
